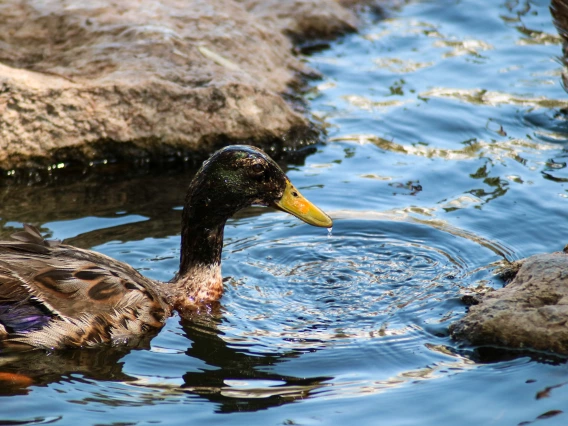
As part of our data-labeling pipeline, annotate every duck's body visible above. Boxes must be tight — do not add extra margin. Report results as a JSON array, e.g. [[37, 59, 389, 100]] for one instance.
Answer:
[[0, 146, 332, 349], [0, 226, 169, 348]]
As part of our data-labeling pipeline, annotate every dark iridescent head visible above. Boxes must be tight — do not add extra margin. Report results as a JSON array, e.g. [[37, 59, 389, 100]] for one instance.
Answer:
[[185, 145, 332, 227]]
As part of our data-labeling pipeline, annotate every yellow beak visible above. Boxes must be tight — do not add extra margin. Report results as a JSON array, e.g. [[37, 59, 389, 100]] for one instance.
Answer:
[[272, 180, 333, 228]]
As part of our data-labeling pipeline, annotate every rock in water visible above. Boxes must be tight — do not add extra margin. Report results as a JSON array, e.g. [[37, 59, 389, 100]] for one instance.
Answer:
[[0, 0, 371, 170], [450, 252, 568, 355]]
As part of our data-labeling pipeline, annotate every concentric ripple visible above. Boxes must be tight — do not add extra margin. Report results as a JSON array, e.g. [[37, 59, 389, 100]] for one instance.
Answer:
[[215, 212, 503, 385]]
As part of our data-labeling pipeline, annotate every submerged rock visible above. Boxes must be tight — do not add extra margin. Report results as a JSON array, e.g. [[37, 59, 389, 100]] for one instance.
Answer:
[[450, 252, 568, 355], [0, 0, 374, 170]]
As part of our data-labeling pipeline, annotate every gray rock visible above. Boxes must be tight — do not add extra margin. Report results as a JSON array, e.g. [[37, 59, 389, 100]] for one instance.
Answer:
[[0, 0, 373, 170], [450, 252, 568, 354]]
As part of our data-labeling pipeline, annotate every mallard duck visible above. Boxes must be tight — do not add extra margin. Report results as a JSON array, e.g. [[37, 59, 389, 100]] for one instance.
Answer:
[[0, 145, 332, 349]]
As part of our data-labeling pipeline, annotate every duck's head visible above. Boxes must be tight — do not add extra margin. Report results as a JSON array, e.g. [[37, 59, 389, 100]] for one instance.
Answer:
[[186, 145, 332, 228]]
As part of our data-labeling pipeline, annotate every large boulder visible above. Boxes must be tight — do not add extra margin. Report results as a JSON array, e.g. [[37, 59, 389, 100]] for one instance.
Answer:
[[450, 252, 568, 354], [0, 0, 372, 171]]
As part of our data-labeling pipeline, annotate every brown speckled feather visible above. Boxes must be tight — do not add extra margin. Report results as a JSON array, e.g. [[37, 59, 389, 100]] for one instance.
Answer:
[[0, 225, 170, 349]]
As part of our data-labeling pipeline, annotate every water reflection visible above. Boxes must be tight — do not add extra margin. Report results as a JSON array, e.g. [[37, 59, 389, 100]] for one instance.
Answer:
[[0, 340, 146, 396], [0, 207, 508, 413], [0, 149, 312, 245], [179, 313, 330, 413], [468, 163, 509, 204], [0, 311, 329, 414], [0, 165, 196, 243]]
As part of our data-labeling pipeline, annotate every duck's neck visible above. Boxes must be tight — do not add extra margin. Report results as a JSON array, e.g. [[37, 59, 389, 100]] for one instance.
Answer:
[[167, 200, 228, 309]]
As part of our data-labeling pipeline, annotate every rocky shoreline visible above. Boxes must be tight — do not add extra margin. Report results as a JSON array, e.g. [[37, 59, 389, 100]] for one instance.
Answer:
[[0, 0, 378, 172]]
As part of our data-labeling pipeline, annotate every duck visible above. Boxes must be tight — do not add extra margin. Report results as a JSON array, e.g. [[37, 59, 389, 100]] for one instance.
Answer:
[[0, 145, 332, 350]]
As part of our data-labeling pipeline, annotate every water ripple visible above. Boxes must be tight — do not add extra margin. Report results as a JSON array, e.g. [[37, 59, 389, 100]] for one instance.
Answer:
[[219, 214, 502, 367]]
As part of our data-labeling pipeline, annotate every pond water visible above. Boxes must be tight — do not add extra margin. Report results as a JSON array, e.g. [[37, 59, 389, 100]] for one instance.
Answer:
[[2, 0, 568, 424]]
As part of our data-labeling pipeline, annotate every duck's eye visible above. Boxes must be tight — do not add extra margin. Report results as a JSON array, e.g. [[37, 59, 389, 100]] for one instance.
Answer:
[[251, 163, 264, 174]]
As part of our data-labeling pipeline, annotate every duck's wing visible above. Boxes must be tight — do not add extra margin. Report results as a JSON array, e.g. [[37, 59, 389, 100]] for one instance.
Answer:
[[0, 225, 170, 349]]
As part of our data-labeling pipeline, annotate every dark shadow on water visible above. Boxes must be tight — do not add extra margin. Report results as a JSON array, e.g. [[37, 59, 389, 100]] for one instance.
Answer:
[[0, 336, 152, 396], [457, 345, 568, 366], [179, 312, 331, 413], [0, 147, 315, 247]]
